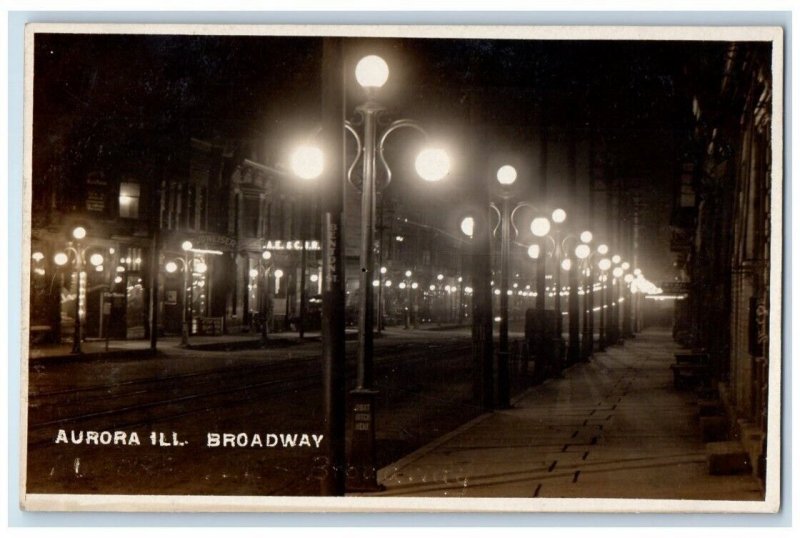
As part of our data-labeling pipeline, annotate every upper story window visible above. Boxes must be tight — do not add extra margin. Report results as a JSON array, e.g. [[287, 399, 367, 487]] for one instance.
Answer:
[[119, 182, 140, 219]]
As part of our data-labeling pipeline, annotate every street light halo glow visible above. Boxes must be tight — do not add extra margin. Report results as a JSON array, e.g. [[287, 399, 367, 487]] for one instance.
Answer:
[[72, 226, 87, 240], [530, 217, 551, 237], [274, 269, 284, 279], [613, 267, 624, 278], [496, 165, 517, 186], [597, 244, 609, 255], [54, 252, 69, 266], [527, 244, 540, 259], [580, 230, 593, 243], [290, 145, 324, 180], [249, 269, 259, 278], [561, 258, 572, 271], [181, 241, 193, 251], [165, 261, 178, 273], [89, 253, 104, 267], [552, 208, 566, 223], [621, 262, 630, 270], [460, 216, 475, 238], [575, 244, 591, 259], [262, 250, 272, 260], [612, 254, 622, 264], [599, 258, 612, 271], [415, 148, 450, 182], [355, 55, 390, 88]]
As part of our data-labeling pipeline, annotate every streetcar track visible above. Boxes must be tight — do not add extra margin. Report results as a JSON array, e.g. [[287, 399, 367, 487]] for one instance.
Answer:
[[27, 342, 472, 440]]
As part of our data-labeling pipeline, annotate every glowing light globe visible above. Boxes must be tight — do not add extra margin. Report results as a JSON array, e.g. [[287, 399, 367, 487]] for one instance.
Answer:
[[355, 55, 389, 88]]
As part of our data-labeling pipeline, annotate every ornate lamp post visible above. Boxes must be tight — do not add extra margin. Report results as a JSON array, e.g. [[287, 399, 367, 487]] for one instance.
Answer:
[[53, 226, 104, 354], [574, 234, 594, 359], [164, 240, 195, 347], [343, 54, 450, 491], [259, 250, 273, 345], [597, 255, 612, 351]]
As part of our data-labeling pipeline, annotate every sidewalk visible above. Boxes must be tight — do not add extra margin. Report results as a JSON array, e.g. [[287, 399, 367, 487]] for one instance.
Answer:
[[372, 329, 764, 500], [26, 323, 463, 361]]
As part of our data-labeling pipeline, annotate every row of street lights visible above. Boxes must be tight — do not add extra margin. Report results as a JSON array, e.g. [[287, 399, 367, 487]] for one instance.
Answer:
[[284, 53, 662, 491]]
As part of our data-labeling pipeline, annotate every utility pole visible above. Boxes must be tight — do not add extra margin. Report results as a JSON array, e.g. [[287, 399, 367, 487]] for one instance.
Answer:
[[320, 37, 347, 496]]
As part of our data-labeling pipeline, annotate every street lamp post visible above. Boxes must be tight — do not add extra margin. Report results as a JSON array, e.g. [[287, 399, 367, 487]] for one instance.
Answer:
[[343, 54, 450, 491], [598, 256, 612, 351], [575, 238, 593, 360], [53, 226, 105, 355], [260, 250, 273, 345], [164, 240, 195, 347], [492, 164, 520, 409]]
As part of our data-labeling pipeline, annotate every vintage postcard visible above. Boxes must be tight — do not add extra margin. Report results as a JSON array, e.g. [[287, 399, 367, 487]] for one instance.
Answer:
[[20, 23, 783, 512]]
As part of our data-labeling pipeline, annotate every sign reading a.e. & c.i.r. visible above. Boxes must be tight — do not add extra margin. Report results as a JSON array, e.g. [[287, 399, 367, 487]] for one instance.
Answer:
[[264, 240, 321, 251]]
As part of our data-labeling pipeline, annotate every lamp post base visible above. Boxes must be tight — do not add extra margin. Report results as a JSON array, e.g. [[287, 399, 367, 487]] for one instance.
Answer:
[[347, 388, 384, 492]]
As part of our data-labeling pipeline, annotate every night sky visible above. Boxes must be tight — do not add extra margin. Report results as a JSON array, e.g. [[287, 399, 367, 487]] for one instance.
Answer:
[[32, 33, 736, 282]]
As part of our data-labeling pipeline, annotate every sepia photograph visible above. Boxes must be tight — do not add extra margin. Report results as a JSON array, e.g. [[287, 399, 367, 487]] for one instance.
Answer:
[[19, 24, 782, 512]]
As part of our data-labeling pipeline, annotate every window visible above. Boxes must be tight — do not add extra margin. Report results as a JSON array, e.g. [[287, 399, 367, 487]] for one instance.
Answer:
[[119, 182, 140, 219]]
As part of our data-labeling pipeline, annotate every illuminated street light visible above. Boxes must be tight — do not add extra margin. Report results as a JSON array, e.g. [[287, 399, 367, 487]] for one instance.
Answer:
[[530, 217, 551, 237], [597, 244, 609, 255], [72, 226, 87, 240], [89, 253, 104, 267], [612, 254, 621, 264], [575, 244, 591, 260], [599, 258, 612, 271], [181, 241, 193, 251], [561, 258, 573, 271], [460, 216, 475, 238], [580, 230, 593, 243], [415, 148, 450, 182], [496, 164, 517, 186], [290, 145, 325, 180], [262, 250, 272, 261], [621, 261, 630, 270], [552, 208, 566, 224], [355, 54, 390, 88], [54, 252, 69, 266], [405, 270, 412, 278], [613, 267, 624, 279]]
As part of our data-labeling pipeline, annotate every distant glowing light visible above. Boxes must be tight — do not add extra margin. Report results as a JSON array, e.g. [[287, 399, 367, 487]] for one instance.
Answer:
[[527, 244, 540, 259], [612, 254, 622, 264], [561, 258, 572, 271], [72, 226, 87, 240], [531, 217, 551, 237], [54, 252, 69, 266], [165, 261, 178, 273], [597, 244, 609, 255], [496, 165, 517, 186], [460, 216, 475, 238], [580, 231, 593, 243], [552, 208, 566, 223], [598, 258, 612, 271], [575, 244, 591, 260], [181, 241, 193, 251], [249, 269, 259, 278]]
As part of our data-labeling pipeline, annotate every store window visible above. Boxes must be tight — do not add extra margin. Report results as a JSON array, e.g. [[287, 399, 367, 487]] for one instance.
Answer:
[[119, 182, 140, 219]]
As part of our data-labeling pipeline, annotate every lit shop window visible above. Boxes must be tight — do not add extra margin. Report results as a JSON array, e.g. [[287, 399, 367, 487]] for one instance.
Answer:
[[119, 182, 140, 219]]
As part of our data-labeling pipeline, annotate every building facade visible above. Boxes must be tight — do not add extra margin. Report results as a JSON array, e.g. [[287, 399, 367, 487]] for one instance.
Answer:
[[671, 42, 773, 484]]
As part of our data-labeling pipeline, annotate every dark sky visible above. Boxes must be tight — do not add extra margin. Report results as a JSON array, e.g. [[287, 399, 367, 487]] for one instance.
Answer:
[[32, 33, 738, 282]]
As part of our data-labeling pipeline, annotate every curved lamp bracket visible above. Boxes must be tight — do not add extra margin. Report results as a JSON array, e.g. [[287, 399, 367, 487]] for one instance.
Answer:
[[489, 203, 502, 236], [377, 119, 428, 192], [510, 202, 540, 245], [344, 121, 364, 192]]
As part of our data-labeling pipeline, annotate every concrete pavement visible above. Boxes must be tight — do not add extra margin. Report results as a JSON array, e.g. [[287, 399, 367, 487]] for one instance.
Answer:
[[372, 328, 764, 500]]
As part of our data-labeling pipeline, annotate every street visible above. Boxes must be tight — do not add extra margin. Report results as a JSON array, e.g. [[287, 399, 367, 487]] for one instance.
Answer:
[[26, 328, 492, 495]]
